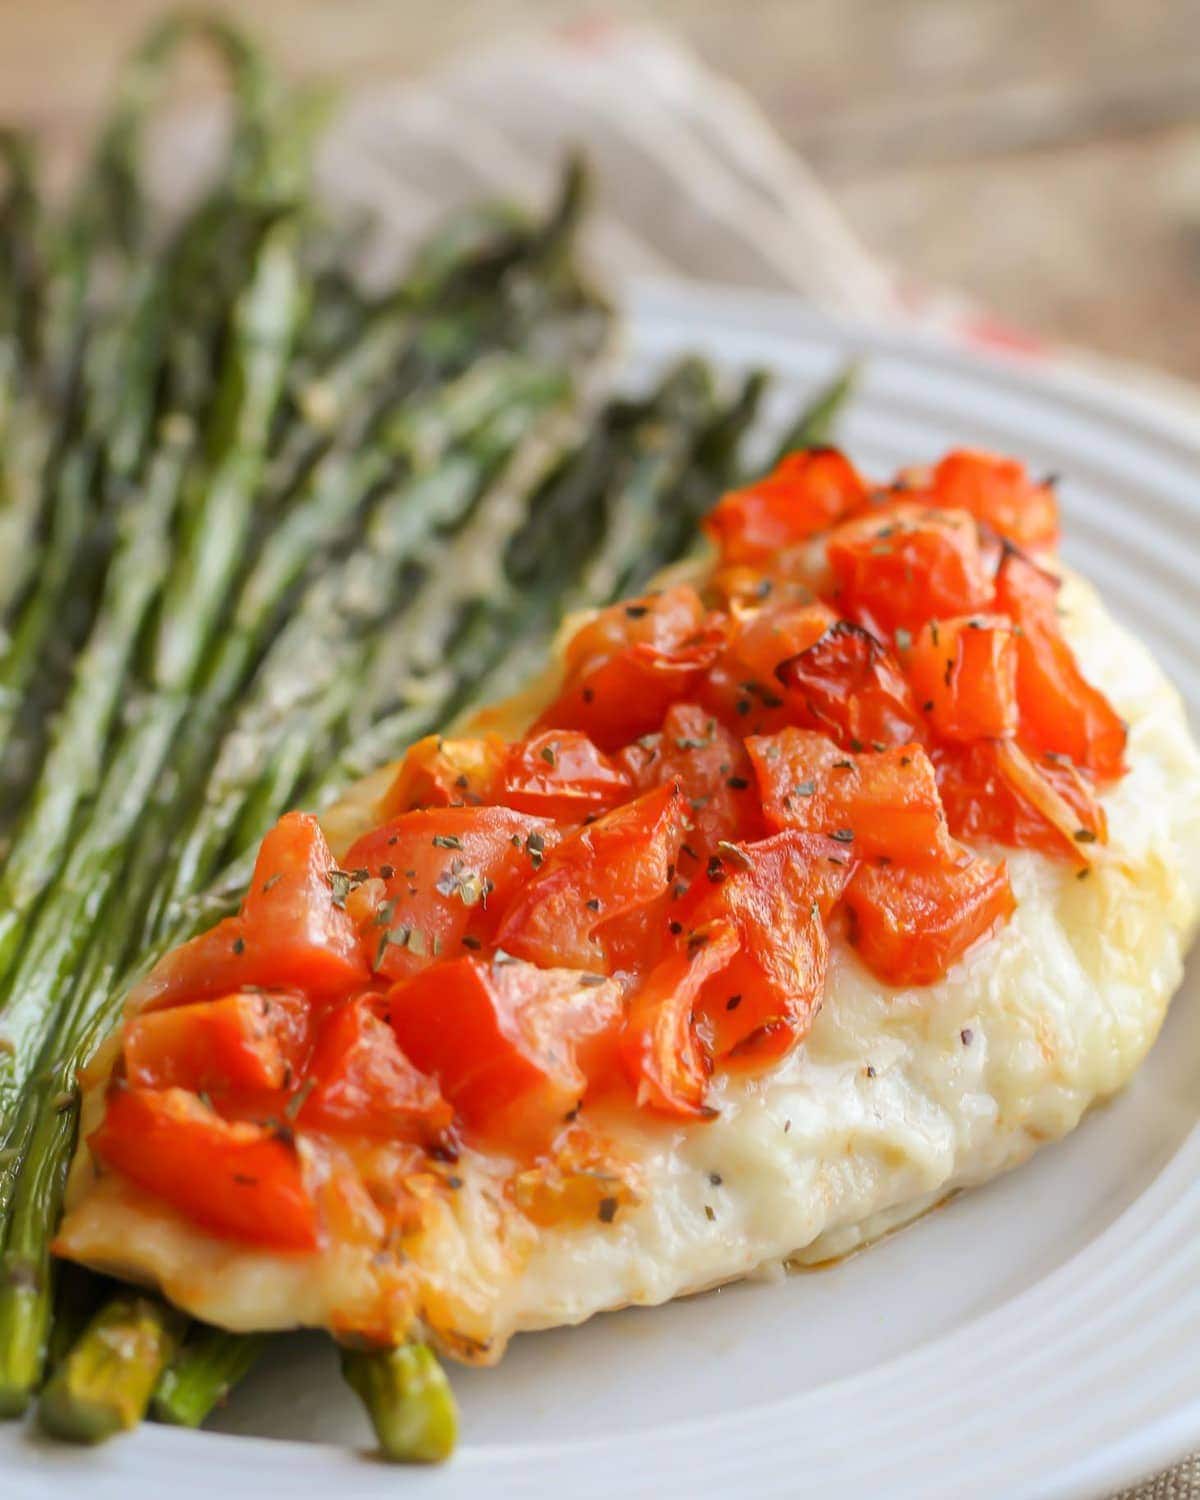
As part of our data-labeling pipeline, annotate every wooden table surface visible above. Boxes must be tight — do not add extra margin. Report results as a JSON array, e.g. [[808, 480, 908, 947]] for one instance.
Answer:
[[5, 0, 1200, 380]]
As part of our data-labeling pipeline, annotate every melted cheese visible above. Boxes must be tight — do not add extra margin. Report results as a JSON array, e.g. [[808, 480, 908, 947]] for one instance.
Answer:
[[55, 569, 1200, 1362]]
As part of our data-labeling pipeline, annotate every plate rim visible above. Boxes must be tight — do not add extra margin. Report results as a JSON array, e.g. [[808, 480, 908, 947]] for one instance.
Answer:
[[5, 281, 1199, 1500]]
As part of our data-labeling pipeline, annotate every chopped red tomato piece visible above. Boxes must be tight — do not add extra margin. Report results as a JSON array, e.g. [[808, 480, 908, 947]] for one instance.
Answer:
[[845, 854, 1015, 987], [995, 550, 1126, 778], [746, 730, 952, 864], [563, 584, 710, 675], [496, 782, 687, 971], [929, 450, 1058, 548], [129, 813, 370, 1014], [297, 995, 451, 1142], [933, 740, 1106, 862], [617, 704, 762, 857], [704, 448, 871, 564], [535, 586, 726, 750], [700, 600, 836, 734], [90, 1086, 318, 1250], [387, 955, 623, 1150], [775, 621, 924, 750], [381, 734, 507, 817], [904, 614, 1019, 742], [826, 504, 995, 637], [620, 923, 739, 1118], [123, 991, 309, 1099], [344, 806, 556, 982], [689, 831, 855, 1066], [500, 729, 633, 821]]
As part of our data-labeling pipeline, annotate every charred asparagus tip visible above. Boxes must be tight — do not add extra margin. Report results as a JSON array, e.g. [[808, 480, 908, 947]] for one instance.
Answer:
[[340, 1343, 459, 1464], [38, 1295, 184, 1444]]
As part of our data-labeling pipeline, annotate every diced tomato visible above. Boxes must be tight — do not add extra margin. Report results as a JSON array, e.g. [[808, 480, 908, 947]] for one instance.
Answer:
[[129, 813, 370, 1014], [620, 923, 739, 1118], [535, 586, 726, 750], [929, 450, 1058, 548], [825, 504, 995, 637], [904, 614, 1019, 742], [496, 782, 687, 971], [344, 806, 556, 982], [932, 740, 1106, 861], [563, 585, 710, 675], [700, 600, 836, 734], [617, 704, 763, 858], [995, 550, 1127, 778], [500, 729, 633, 821], [689, 831, 855, 1065], [297, 995, 451, 1142], [386, 956, 623, 1151], [775, 621, 925, 750], [380, 735, 507, 817], [537, 634, 726, 753], [704, 449, 872, 564], [746, 730, 952, 864], [123, 991, 309, 1099], [90, 1086, 318, 1250], [844, 854, 1015, 987]]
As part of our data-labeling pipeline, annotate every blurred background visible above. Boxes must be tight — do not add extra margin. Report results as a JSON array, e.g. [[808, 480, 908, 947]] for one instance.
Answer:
[[4, 0, 1200, 377]]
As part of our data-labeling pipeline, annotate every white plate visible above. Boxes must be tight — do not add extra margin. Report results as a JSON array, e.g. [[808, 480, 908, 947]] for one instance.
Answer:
[[6, 283, 1200, 1500]]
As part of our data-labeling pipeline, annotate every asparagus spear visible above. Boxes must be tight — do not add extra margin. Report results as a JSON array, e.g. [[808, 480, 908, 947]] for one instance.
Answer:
[[152, 1325, 267, 1428], [0, 424, 191, 978], [0, 215, 306, 1113], [771, 361, 859, 460], [37, 1294, 185, 1442], [341, 1344, 458, 1465]]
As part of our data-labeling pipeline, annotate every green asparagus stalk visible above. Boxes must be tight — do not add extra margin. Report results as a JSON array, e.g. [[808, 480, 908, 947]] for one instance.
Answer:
[[37, 1294, 185, 1441], [0, 215, 306, 1113], [341, 1344, 458, 1464], [0, 424, 191, 976], [771, 361, 858, 460], [152, 1325, 267, 1428]]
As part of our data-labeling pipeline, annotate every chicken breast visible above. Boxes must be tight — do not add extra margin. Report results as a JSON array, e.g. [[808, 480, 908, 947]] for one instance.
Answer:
[[54, 564, 1200, 1363]]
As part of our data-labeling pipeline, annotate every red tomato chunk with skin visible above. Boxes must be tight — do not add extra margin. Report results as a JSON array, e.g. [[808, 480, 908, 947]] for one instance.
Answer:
[[123, 991, 309, 1099], [381, 734, 508, 816], [90, 1086, 319, 1251], [994, 549, 1127, 779], [343, 805, 556, 982], [617, 704, 762, 858], [903, 614, 1020, 743], [704, 448, 870, 563], [534, 586, 726, 751], [387, 956, 623, 1151], [621, 923, 739, 1118], [826, 504, 995, 639], [775, 621, 924, 751], [845, 855, 1016, 988], [500, 730, 633, 821], [688, 831, 854, 1069], [929, 449, 1058, 549], [746, 730, 953, 865], [297, 995, 452, 1143], [495, 782, 687, 971], [128, 813, 369, 1015]]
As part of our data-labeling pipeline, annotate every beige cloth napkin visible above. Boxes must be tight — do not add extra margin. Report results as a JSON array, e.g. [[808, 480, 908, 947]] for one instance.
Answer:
[[167, 19, 1194, 1496]]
